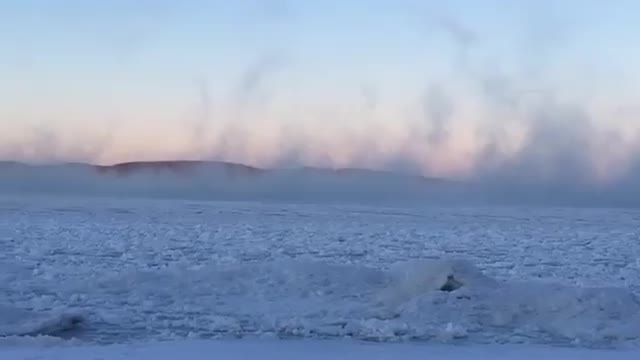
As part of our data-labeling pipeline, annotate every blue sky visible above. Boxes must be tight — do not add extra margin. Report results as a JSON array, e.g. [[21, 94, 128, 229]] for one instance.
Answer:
[[1, 0, 639, 182]]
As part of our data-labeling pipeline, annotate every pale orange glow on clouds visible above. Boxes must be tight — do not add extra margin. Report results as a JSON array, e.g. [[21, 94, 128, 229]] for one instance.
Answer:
[[2, 95, 640, 185]]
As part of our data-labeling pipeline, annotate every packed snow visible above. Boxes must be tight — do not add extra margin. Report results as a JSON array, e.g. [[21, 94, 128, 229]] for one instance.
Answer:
[[1, 194, 640, 358], [2, 339, 640, 360]]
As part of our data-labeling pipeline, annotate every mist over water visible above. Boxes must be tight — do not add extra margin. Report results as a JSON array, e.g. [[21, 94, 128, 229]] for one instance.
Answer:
[[1, 0, 639, 206]]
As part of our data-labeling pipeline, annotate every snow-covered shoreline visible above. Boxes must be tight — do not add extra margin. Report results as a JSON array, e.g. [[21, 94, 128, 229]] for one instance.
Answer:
[[2, 339, 640, 360]]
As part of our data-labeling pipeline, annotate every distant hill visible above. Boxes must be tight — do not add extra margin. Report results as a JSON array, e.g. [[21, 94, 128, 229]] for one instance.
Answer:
[[0, 160, 459, 203], [95, 160, 264, 177], [93, 161, 445, 183]]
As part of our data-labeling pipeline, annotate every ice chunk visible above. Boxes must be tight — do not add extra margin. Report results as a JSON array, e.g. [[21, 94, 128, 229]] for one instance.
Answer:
[[0, 305, 84, 338]]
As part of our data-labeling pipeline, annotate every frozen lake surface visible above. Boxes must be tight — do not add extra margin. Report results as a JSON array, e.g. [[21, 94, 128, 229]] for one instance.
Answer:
[[1, 195, 640, 357]]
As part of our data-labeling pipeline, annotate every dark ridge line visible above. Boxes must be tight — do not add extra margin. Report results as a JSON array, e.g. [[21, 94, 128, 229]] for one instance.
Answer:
[[0, 160, 449, 183]]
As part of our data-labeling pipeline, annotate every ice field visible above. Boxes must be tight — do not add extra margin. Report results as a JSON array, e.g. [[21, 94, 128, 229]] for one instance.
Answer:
[[1, 194, 640, 358]]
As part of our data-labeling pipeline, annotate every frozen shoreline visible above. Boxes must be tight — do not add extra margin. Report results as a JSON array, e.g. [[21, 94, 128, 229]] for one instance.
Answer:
[[2, 339, 639, 360], [2, 258, 640, 347]]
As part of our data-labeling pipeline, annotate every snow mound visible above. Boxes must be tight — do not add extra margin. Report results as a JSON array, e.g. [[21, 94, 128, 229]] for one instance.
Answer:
[[381, 259, 497, 305], [0, 305, 85, 338]]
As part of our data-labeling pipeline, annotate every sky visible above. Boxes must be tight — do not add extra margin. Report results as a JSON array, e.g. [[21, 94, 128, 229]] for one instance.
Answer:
[[1, 0, 640, 186]]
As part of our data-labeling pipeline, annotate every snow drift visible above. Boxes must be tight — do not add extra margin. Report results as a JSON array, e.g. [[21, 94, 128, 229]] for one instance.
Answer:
[[21, 258, 638, 348]]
